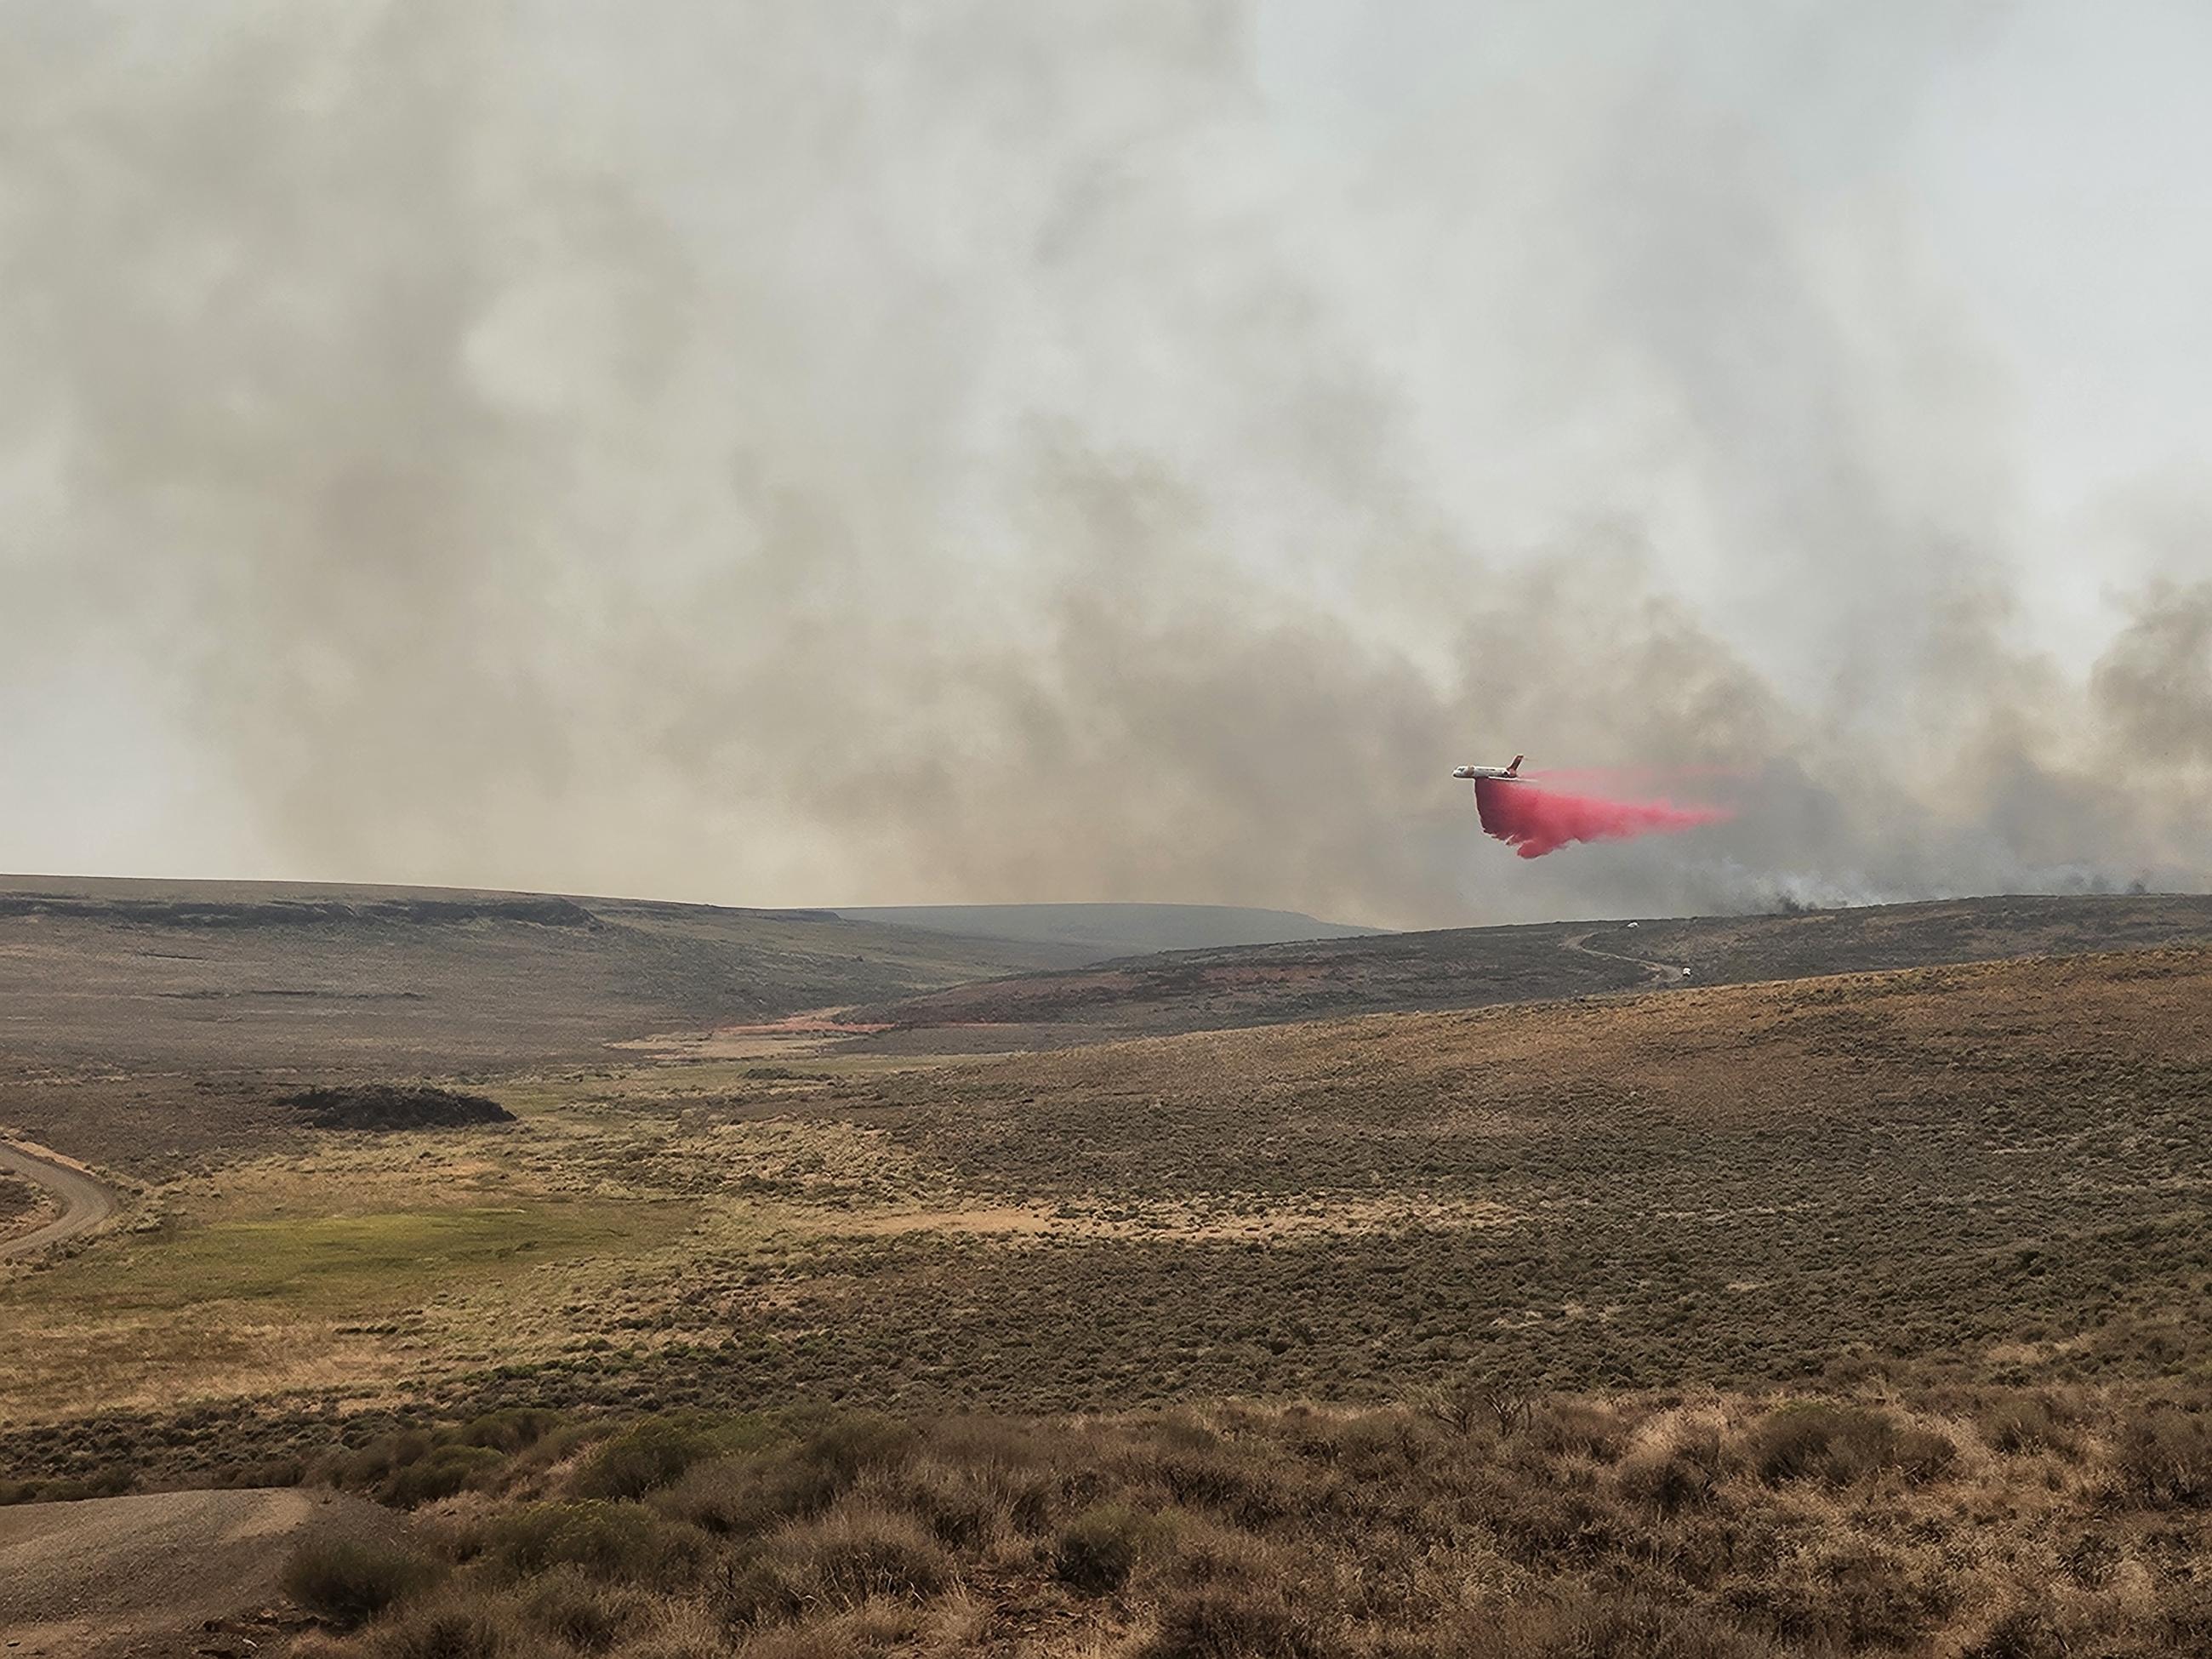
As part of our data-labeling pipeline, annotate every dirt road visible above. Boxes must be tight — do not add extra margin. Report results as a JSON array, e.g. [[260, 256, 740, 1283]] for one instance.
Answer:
[[1561, 927, 1691, 987], [0, 1486, 404, 1656], [0, 1137, 119, 1260]]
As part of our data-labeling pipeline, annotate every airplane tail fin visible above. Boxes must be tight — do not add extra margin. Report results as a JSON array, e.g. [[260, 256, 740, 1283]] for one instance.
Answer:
[[1508, 754, 1524, 776]]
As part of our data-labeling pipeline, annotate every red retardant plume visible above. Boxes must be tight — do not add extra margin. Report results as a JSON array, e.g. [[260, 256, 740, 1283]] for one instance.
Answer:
[[1474, 778, 1730, 859]]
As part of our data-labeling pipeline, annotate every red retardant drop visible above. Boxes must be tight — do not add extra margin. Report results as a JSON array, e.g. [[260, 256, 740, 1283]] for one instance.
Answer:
[[1474, 777, 1730, 859]]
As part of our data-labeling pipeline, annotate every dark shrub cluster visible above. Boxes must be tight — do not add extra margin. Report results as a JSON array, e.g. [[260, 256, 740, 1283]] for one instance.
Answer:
[[1616, 1444, 1720, 1515], [1747, 1403, 1953, 1487], [459, 1408, 564, 1454], [0, 1466, 134, 1505], [366, 1603, 513, 1659], [1485, 1591, 1786, 1659], [283, 1085, 515, 1131], [1139, 1582, 1343, 1659], [570, 1417, 721, 1501], [782, 1503, 952, 1605], [484, 1499, 707, 1586], [654, 1412, 915, 1539], [2112, 1404, 2212, 1508], [322, 1418, 552, 1509], [1054, 1502, 1157, 1593], [516, 1567, 647, 1652], [280, 1537, 445, 1629], [1978, 1394, 2079, 1457]]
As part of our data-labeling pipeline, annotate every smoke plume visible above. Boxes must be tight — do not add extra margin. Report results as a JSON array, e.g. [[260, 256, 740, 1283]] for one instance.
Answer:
[[2, 2, 2209, 926]]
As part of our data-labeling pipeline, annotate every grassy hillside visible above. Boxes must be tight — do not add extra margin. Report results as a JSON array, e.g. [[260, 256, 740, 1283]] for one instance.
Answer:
[[847, 892, 2212, 1048]]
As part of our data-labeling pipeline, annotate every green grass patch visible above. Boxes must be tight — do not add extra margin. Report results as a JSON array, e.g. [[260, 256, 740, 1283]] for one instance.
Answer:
[[16, 1200, 684, 1317]]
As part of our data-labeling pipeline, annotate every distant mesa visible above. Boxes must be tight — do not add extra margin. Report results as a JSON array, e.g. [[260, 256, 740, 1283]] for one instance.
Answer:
[[833, 903, 1381, 955], [283, 1084, 516, 1131], [0, 883, 600, 929]]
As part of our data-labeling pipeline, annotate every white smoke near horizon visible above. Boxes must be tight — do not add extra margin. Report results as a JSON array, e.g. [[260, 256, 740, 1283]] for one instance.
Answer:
[[1, 0, 2208, 926]]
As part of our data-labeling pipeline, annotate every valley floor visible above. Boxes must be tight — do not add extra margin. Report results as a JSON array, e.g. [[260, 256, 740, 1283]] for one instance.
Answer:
[[1, 898, 2208, 1656]]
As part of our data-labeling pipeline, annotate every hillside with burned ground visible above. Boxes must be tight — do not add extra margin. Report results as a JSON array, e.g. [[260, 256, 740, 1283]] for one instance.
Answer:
[[846, 892, 2212, 1048]]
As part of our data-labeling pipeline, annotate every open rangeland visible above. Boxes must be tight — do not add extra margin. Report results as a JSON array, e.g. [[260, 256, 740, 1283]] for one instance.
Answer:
[[2, 887, 2209, 1656]]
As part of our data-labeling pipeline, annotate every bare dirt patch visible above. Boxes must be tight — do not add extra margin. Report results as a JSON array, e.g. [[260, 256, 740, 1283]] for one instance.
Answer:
[[0, 1485, 404, 1657]]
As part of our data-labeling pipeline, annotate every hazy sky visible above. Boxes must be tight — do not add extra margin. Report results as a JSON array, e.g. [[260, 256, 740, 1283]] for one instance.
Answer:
[[3, 0, 2209, 926]]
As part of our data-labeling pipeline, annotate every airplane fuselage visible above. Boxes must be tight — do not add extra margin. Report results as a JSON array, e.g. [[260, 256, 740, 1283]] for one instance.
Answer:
[[1452, 753, 1526, 782]]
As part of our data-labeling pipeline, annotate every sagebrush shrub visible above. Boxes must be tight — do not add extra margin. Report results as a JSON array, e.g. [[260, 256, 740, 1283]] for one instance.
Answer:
[[1491, 1590, 1782, 1658], [1747, 1404, 1951, 1486], [2158, 1579, 2212, 1649], [1530, 1400, 1628, 1463], [1616, 1447, 1716, 1515], [655, 1457, 767, 1536], [658, 1413, 921, 1541], [791, 1411, 918, 1485], [780, 1502, 952, 1605], [281, 1536, 443, 1630], [1054, 1502, 1154, 1594], [486, 1499, 704, 1585], [460, 1409, 562, 1454], [370, 1600, 516, 1659], [1153, 1447, 1297, 1526], [1958, 1600, 2070, 1659], [864, 1453, 1017, 1549], [384, 1444, 505, 1508], [517, 1566, 646, 1651], [1137, 1583, 1343, 1659], [1139, 1511, 1286, 1593], [572, 1420, 714, 1501], [1978, 1396, 2075, 1457], [2113, 1404, 2212, 1508]]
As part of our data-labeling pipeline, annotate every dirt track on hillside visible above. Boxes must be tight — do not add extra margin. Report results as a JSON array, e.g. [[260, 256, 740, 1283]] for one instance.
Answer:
[[0, 1137, 118, 1259], [1560, 926, 1690, 985]]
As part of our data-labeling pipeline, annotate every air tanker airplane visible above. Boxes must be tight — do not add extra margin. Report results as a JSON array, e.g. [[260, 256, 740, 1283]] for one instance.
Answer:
[[1451, 754, 1525, 782]]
